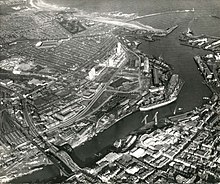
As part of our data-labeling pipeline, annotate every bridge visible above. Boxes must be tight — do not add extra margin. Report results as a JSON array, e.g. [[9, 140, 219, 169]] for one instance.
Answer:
[[19, 98, 79, 177]]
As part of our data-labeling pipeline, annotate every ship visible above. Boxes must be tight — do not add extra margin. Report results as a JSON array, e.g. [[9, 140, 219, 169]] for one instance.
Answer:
[[113, 134, 137, 152], [113, 139, 122, 149], [194, 55, 204, 72], [187, 27, 194, 35], [124, 135, 137, 147], [140, 76, 184, 111], [140, 96, 177, 111]]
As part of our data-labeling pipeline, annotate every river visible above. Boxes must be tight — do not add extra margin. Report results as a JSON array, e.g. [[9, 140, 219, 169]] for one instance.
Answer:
[[13, 0, 220, 182]]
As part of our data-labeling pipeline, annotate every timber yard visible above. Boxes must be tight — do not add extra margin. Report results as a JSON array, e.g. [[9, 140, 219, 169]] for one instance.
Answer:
[[0, 0, 220, 183]]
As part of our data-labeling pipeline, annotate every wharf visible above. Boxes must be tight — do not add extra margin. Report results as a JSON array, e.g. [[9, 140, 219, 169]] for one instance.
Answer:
[[168, 111, 193, 121]]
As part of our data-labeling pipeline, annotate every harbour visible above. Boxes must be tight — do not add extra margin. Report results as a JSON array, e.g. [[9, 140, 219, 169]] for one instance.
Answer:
[[12, 0, 220, 182]]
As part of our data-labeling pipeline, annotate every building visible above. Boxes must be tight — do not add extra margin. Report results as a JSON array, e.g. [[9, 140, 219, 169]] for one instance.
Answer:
[[88, 65, 106, 80], [4, 0, 27, 6], [0, 79, 13, 86], [36, 40, 59, 49], [53, 113, 65, 121], [149, 86, 164, 93], [83, 90, 94, 99], [0, 110, 27, 147], [60, 106, 72, 116], [206, 113, 219, 126]]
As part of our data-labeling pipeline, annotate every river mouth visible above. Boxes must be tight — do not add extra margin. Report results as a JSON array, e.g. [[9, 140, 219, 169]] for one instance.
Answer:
[[70, 13, 214, 168]]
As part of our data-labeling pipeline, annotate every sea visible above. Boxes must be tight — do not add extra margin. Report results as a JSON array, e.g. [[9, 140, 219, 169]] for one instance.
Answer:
[[12, 0, 220, 182]]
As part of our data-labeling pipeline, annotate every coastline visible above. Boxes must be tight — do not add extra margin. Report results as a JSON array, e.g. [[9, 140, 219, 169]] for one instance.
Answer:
[[27, 0, 165, 33]]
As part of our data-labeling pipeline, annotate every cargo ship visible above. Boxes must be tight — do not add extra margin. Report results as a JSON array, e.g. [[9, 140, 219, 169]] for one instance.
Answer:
[[140, 75, 184, 111]]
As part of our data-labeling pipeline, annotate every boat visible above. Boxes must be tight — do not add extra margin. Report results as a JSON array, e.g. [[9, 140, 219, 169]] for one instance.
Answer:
[[187, 27, 194, 35], [174, 106, 183, 115], [203, 96, 209, 100], [113, 139, 122, 148], [173, 105, 178, 115], [124, 135, 137, 146], [122, 135, 137, 152], [113, 134, 137, 152]]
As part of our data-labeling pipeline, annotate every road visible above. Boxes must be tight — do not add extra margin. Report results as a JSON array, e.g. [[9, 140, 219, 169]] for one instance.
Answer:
[[9, 39, 139, 176], [8, 44, 132, 176], [48, 38, 143, 134]]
